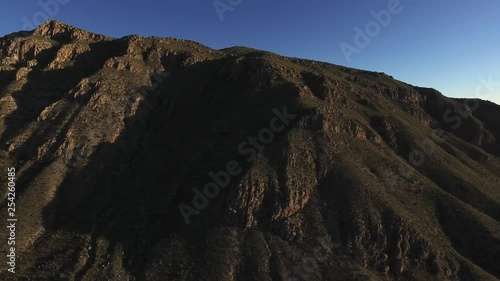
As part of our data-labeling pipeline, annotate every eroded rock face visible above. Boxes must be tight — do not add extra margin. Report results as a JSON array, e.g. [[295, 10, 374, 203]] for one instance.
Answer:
[[0, 20, 499, 281], [48, 43, 91, 69], [34, 20, 112, 43], [0, 35, 53, 62]]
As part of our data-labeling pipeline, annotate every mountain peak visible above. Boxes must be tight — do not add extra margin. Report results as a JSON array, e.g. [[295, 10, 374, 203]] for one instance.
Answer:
[[37, 19, 70, 29], [33, 20, 112, 42]]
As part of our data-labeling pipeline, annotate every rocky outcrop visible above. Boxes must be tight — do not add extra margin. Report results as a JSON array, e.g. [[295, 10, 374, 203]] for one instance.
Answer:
[[33, 20, 112, 43], [0, 35, 53, 62], [48, 43, 90, 69]]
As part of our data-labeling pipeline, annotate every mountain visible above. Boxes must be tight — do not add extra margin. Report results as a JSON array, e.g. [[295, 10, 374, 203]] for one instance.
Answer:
[[0, 20, 499, 281]]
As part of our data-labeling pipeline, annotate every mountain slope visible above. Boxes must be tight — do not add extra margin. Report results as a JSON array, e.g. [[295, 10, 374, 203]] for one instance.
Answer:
[[0, 20, 499, 281]]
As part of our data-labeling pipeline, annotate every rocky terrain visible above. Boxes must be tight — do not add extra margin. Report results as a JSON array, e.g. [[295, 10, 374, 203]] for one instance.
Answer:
[[0, 20, 499, 281]]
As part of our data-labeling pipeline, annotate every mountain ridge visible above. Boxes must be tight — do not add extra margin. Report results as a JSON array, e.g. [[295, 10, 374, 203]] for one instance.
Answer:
[[5, 19, 497, 107], [0, 20, 499, 281]]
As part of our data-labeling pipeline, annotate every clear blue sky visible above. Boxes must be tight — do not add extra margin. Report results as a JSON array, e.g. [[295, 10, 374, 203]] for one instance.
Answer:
[[1, 0, 499, 104]]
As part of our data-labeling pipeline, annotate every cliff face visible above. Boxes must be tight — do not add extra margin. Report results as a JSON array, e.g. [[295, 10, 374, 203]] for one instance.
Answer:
[[0, 20, 499, 281]]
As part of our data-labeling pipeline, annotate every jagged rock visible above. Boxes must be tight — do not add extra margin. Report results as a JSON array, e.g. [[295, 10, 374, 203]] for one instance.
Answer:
[[33, 20, 112, 43], [48, 43, 91, 68], [26, 59, 37, 67], [0, 36, 53, 61], [15, 66, 31, 80]]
